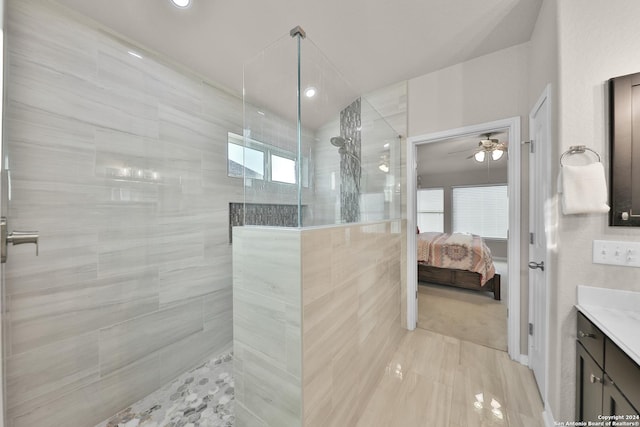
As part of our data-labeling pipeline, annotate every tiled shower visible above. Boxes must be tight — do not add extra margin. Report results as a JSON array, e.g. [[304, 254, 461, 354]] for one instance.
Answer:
[[0, 1, 408, 426], [3, 1, 240, 425]]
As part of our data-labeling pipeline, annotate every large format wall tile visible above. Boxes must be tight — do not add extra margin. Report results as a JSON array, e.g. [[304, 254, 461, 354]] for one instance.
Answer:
[[302, 221, 404, 427], [4, 0, 241, 425], [233, 227, 303, 426], [233, 221, 402, 427], [98, 300, 203, 376]]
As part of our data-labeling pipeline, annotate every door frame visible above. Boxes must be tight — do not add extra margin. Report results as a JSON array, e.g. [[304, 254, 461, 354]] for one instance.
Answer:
[[528, 84, 552, 405], [406, 116, 522, 362]]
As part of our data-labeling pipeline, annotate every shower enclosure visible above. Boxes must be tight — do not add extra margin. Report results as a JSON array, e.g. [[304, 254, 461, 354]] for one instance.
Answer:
[[240, 26, 401, 228], [0, 1, 238, 426], [233, 26, 404, 426]]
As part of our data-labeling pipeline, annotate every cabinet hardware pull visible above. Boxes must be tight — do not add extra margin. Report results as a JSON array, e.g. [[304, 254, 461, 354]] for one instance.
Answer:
[[590, 374, 602, 384], [579, 331, 596, 339]]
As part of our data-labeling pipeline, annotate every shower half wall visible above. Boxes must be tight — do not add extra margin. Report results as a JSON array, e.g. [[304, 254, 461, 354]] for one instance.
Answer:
[[233, 221, 404, 426], [2, 1, 241, 425], [234, 26, 405, 426]]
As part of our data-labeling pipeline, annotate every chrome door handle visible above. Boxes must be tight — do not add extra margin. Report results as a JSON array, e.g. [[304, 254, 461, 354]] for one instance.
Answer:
[[1, 217, 39, 263], [528, 261, 545, 271], [8, 231, 39, 252]]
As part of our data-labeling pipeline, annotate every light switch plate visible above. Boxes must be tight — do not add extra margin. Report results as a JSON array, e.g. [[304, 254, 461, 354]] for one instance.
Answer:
[[593, 240, 640, 267]]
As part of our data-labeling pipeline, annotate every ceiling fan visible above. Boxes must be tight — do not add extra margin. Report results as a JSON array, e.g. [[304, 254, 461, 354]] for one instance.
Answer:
[[467, 134, 507, 162]]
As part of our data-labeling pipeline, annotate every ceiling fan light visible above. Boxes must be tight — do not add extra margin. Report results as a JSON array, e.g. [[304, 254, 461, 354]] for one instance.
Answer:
[[474, 151, 485, 162], [170, 0, 191, 8], [492, 149, 504, 161]]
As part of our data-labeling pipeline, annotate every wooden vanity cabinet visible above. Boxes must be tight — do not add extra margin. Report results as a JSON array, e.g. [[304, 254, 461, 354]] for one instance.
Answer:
[[603, 373, 637, 416], [576, 312, 639, 422], [576, 342, 605, 421]]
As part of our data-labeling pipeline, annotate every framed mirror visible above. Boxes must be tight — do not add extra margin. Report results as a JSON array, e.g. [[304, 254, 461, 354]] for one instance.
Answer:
[[609, 71, 640, 226]]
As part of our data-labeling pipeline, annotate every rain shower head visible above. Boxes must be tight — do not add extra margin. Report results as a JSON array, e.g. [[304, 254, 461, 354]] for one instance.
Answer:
[[331, 136, 359, 163], [330, 136, 347, 147]]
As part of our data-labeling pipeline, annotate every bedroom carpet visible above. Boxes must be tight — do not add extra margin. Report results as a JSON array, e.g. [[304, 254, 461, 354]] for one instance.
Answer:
[[417, 282, 508, 351]]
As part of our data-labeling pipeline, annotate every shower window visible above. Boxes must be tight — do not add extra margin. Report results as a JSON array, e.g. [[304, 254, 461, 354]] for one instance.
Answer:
[[227, 134, 265, 179], [271, 153, 296, 184], [227, 132, 309, 187]]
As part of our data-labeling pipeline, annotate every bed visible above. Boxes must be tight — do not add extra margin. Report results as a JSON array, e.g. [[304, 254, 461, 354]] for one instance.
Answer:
[[417, 232, 501, 300]]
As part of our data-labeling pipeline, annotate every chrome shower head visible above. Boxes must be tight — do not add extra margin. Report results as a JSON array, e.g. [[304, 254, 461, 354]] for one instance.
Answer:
[[330, 136, 346, 147]]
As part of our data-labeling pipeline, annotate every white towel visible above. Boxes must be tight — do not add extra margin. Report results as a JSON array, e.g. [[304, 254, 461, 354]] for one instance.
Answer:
[[560, 162, 610, 215]]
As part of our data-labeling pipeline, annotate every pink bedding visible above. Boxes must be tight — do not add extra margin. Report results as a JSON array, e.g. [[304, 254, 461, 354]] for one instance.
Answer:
[[417, 232, 496, 285]]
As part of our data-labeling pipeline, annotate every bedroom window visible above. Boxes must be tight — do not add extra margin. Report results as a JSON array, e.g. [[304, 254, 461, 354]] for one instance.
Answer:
[[452, 184, 508, 239], [417, 188, 444, 233]]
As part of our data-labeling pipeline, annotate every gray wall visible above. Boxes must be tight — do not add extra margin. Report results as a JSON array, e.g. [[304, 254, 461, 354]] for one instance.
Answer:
[[417, 165, 509, 258], [4, 1, 241, 425]]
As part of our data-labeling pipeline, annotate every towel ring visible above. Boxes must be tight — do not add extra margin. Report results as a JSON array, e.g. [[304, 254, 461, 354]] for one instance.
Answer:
[[560, 145, 601, 167]]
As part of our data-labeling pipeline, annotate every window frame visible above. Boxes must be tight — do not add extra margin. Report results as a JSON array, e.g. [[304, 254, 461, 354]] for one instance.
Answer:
[[227, 132, 308, 187], [416, 187, 445, 233], [451, 183, 508, 240]]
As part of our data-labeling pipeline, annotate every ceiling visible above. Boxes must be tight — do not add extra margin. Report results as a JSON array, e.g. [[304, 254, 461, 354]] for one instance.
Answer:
[[54, 0, 542, 98], [416, 132, 509, 176]]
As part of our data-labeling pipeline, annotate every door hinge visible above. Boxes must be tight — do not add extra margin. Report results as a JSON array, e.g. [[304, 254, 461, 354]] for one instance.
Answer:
[[529, 323, 534, 335], [530, 232, 535, 245], [530, 140, 535, 153]]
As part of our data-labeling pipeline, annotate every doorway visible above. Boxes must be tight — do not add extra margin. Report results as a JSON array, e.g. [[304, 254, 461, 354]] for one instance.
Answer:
[[407, 117, 522, 362], [415, 133, 509, 351]]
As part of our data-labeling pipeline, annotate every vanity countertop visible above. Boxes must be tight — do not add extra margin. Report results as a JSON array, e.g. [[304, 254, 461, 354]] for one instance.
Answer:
[[576, 285, 640, 366]]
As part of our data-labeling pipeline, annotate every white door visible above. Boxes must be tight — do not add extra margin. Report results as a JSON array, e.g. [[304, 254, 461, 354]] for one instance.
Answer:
[[528, 86, 550, 399], [0, 1, 6, 424]]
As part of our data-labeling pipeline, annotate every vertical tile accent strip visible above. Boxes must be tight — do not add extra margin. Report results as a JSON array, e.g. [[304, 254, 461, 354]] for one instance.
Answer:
[[339, 98, 362, 223]]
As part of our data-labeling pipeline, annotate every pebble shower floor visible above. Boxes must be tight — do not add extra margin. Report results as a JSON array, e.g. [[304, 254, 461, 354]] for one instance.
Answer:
[[96, 352, 234, 427]]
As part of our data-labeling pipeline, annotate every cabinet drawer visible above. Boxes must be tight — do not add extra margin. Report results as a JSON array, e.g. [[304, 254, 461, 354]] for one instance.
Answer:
[[577, 312, 605, 367], [606, 338, 640, 412]]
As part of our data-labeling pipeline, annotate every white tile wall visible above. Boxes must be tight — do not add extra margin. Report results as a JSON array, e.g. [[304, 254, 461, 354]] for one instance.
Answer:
[[3, 1, 242, 425]]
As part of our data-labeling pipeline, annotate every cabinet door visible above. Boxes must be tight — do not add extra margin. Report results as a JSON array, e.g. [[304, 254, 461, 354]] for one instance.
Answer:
[[577, 342, 604, 422], [603, 375, 639, 416], [609, 71, 640, 226]]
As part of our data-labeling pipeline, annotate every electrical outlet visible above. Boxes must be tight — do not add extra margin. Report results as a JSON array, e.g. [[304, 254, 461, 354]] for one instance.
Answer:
[[593, 240, 640, 267]]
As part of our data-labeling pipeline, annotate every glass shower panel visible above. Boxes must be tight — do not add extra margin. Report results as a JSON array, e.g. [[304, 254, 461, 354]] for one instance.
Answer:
[[243, 27, 401, 228], [359, 96, 402, 222], [242, 32, 305, 227]]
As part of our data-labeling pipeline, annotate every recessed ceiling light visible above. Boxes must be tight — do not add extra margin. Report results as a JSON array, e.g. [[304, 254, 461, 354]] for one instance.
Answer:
[[304, 87, 317, 98], [170, 0, 191, 8]]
